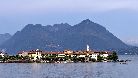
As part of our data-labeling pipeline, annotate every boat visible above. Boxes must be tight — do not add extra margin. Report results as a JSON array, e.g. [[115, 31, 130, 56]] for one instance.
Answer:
[[120, 62, 127, 64]]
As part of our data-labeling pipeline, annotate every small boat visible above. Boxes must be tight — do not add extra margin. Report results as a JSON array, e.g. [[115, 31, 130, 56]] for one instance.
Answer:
[[120, 62, 127, 64]]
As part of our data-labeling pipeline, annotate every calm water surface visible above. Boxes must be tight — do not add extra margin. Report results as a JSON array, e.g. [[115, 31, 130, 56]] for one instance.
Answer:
[[0, 55, 138, 78]]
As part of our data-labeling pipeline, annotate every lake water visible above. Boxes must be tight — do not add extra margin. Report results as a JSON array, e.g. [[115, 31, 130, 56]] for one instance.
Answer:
[[0, 55, 137, 78]]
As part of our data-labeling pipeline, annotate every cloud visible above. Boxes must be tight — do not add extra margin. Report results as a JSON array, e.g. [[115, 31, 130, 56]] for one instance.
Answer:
[[0, 0, 138, 15]]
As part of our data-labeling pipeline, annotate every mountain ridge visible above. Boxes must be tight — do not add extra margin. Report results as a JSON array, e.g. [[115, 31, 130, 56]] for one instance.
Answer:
[[0, 33, 11, 45], [0, 19, 129, 54]]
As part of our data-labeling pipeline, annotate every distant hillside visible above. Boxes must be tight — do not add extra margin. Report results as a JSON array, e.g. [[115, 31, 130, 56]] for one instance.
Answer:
[[124, 39, 138, 47], [0, 33, 11, 45], [117, 46, 138, 55], [0, 19, 129, 54]]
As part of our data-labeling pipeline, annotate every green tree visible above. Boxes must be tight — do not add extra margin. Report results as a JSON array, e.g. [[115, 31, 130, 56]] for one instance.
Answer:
[[3, 55, 9, 62], [23, 56, 30, 60], [107, 51, 118, 62], [71, 56, 78, 62], [107, 55, 112, 60], [112, 51, 118, 62], [89, 58, 96, 62], [97, 55, 103, 62], [0, 55, 3, 59], [9, 56, 16, 60], [15, 55, 22, 60]]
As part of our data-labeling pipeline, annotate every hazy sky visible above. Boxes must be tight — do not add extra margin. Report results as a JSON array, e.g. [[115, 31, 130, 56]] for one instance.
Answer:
[[0, 0, 138, 42]]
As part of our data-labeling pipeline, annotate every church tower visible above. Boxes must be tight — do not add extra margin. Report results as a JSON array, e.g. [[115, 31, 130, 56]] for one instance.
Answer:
[[87, 45, 90, 51]]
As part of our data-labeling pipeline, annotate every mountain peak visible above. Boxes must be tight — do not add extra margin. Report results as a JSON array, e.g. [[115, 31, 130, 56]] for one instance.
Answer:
[[81, 19, 92, 24], [25, 24, 42, 28], [0, 33, 12, 45], [22, 24, 43, 31], [53, 23, 70, 27]]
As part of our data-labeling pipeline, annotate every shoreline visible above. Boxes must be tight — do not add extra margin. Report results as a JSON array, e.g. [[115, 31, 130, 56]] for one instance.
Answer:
[[0, 59, 130, 63]]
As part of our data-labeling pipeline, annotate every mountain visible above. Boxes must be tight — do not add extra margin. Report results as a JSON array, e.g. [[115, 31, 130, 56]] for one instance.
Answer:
[[124, 39, 138, 46], [0, 33, 11, 45], [117, 46, 138, 55], [0, 19, 129, 54]]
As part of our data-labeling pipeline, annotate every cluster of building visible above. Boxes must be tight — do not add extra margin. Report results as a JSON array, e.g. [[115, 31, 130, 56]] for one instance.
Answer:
[[0, 45, 115, 63], [17, 45, 113, 62]]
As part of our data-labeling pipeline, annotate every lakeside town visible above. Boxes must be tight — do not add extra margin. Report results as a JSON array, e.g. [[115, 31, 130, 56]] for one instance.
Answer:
[[0, 45, 119, 63]]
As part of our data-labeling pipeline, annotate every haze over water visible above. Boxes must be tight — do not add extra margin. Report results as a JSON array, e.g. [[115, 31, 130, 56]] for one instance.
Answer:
[[0, 55, 137, 78]]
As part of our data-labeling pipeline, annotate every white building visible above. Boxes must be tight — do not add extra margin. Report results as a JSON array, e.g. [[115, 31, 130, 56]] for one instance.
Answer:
[[0, 52, 5, 57], [58, 53, 65, 57], [89, 53, 99, 61], [28, 51, 42, 61], [78, 54, 86, 58], [18, 49, 42, 61], [18, 51, 28, 57], [100, 52, 110, 58]]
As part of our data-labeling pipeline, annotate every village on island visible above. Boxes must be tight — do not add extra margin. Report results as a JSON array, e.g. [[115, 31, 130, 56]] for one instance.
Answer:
[[0, 45, 118, 63]]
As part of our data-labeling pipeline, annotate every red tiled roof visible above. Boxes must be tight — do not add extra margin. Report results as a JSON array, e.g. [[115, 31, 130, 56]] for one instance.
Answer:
[[42, 52, 64, 54], [17, 49, 113, 55]]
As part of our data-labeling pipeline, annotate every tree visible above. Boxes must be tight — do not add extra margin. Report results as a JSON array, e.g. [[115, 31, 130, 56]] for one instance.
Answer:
[[112, 51, 118, 62], [3, 55, 9, 62], [71, 56, 78, 62], [97, 55, 103, 62], [107, 55, 112, 60], [23, 56, 30, 60], [89, 58, 96, 62], [9, 56, 16, 60], [107, 51, 118, 62], [15, 55, 22, 60], [0, 55, 3, 59]]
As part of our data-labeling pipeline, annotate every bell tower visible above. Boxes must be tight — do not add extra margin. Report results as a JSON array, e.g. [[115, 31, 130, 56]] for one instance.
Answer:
[[87, 45, 90, 51]]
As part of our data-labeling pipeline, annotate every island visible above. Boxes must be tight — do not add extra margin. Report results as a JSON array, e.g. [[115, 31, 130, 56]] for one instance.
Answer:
[[0, 45, 118, 63]]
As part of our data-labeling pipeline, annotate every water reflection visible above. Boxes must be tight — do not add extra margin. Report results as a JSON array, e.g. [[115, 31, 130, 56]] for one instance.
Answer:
[[0, 55, 138, 78]]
